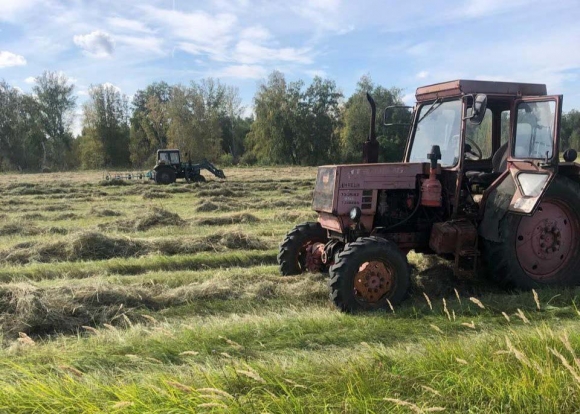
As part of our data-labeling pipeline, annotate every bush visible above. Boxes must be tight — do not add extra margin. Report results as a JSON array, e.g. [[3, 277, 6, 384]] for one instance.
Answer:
[[219, 153, 235, 167], [240, 151, 258, 166]]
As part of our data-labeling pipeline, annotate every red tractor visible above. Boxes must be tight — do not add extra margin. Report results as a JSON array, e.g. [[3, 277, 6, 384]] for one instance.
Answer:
[[278, 80, 580, 312]]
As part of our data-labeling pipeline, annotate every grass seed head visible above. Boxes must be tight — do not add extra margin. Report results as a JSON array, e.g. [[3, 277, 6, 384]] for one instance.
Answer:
[[516, 309, 530, 324], [236, 369, 266, 383], [167, 381, 193, 393], [423, 292, 433, 311], [469, 297, 485, 309], [532, 289, 541, 310]]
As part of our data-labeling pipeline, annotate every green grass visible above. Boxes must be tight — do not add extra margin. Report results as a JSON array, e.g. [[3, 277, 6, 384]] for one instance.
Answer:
[[1, 167, 580, 413]]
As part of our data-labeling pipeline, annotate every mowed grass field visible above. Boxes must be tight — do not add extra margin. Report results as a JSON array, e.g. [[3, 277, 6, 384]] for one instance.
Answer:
[[1, 167, 580, 413]]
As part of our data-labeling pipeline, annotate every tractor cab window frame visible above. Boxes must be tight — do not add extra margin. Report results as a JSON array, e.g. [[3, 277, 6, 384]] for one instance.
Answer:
[[511, 97, 561, 163], [407, 98, 463, 168], [169, 152, 180, 165], [465, 108, 493, 160]]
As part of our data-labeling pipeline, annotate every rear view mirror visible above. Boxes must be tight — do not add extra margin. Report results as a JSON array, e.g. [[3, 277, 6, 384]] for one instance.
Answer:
[[383, 105, 413, 126], [465, 94, 487, 125]]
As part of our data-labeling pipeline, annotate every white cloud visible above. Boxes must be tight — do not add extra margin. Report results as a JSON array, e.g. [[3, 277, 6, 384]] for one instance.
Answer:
[[116, 35, 165, 55], [73, 31, 115, 58], [141, 6, 236, 59], [215, 64, 267, 79], [0, 51, 26, 68], [107, 17, 154, 34], [24, 76, 36, 84], [0, 0, 39, 22], [240, 26, 271, 41], [233, 40, 313, 64], [304, 69, 327, 78], [416, 71, 429, 79], [102, 82, 121, 93], [402, 93, 415, 105]]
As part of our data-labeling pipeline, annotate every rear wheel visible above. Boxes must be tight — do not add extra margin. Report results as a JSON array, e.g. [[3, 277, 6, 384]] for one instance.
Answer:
[[329, 237, 410, 312], [483, 177, 580, 288], [278, 222, 328, 275], [155, 168, 176, 185]]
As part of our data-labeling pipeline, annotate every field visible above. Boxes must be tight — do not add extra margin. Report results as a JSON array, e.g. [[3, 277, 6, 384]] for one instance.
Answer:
[[1, 167, 580, 413]]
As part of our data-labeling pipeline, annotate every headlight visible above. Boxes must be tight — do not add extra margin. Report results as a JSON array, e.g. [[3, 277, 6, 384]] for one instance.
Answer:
[[516, 173, 549, 197], [349, 207, 362, 222]]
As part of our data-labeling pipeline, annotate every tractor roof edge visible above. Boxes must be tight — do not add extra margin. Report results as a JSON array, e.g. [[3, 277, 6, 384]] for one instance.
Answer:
[[415, 79, 547, 102]]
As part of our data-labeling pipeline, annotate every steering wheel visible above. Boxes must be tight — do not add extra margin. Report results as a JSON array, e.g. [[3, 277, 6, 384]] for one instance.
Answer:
[[465, 137, 483, 160]]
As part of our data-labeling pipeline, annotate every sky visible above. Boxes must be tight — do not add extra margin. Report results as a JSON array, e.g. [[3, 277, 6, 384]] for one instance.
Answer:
[[1, 0, 580, 134]]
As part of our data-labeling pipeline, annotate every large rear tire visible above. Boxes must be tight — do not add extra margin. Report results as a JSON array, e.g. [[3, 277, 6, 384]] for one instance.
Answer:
[[155, 168, 176, 185], [277, 222, 328, 275], [329, 237, 410, 312], [483, 176, 580, 289]]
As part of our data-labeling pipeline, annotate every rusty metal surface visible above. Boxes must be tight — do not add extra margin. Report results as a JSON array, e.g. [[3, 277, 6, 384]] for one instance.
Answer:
[[515, 200, 579, 281], [416, 80, 547, 102], [353, 261, 394, 304], [333, 163, 424, 216], [429, 220, 477, 255]]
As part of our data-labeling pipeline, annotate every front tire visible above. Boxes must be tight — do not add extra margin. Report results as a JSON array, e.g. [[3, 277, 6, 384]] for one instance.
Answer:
[[483, 176, 580, 289], [329, 237, 410, 312], [278, 222, 328, 275], [155, 168, 176, 185]]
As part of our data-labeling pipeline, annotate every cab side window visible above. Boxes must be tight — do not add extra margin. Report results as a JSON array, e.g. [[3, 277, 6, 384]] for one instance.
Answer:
[[466, 109, 492, 159]]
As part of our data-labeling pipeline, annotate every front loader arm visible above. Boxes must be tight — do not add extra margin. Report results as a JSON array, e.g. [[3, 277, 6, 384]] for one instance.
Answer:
[[200, 159, 226, 179]]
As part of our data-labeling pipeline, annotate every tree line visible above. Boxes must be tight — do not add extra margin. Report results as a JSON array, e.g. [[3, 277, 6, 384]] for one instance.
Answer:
[[1, 70, 580, 172]]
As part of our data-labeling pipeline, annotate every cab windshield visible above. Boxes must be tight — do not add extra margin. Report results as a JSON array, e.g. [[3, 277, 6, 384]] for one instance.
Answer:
[[409, 99, 462, 167]]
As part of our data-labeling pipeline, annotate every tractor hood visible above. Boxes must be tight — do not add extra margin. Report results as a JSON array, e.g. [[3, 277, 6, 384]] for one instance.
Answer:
[[313, 162, 432, 215]]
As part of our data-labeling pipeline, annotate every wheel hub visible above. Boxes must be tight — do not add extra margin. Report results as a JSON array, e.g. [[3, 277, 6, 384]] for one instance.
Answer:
[[515, 200, 578, 280], [304, 243, 325, 272], [353, 261, 394, 303]]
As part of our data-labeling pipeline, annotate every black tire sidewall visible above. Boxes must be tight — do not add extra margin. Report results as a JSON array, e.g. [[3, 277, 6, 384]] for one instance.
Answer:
[[156, 168, 175, 185]]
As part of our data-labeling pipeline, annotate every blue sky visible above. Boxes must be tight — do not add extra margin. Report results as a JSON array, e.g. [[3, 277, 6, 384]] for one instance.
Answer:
[[1, 0, 580, 133]]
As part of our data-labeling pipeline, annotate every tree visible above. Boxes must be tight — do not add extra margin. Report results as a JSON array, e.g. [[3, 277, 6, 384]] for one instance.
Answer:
[[78, 84, 130, 169], [129, 82, 171, 166], [165, 78, 243, 163], [32, 71, 76, 169], [246, 71, 342, 165], [0, 81, 45, 171], [341, 75, 406, 162], [296, 76, 342, 165], [561, 109, 580, 152]]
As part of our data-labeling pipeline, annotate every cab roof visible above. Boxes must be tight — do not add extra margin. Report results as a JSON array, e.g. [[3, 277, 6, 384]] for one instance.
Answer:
[[415, 80, 547, 102]]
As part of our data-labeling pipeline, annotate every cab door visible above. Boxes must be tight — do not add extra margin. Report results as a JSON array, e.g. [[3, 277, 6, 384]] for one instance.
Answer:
[[507, 95, 562, 215]]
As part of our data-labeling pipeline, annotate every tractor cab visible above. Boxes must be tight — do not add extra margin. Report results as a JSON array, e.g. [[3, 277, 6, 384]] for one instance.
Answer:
[[157, 149, 182, 167]]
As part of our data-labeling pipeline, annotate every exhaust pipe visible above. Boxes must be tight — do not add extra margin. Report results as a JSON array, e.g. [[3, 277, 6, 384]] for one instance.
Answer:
[[363, 93, 379, 163]]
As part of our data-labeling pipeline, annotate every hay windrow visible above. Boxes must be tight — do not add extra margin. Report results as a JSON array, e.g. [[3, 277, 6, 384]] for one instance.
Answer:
[[0, 230, 269, 264], [89, 207, 123, 217], [99, 207, 185, 232], [195, 213, 260, 226], [98, 179, 132, 186], [0, 223, 41, 237], [0, 283, 165, 339], [142, 190, 173, 200]]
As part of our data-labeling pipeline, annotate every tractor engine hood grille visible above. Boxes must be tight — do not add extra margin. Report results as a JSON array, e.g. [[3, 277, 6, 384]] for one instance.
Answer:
[[312, 163, 432, 215]]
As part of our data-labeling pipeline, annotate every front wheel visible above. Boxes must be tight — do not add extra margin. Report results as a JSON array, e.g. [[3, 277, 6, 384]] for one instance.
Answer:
[[483, 176, 580, 289], [329, 237, 410, 312], [155, 168, 176, 185]]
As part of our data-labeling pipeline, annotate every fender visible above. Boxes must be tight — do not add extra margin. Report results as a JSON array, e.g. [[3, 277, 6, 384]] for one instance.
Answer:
[[479, 171, 516, 242]]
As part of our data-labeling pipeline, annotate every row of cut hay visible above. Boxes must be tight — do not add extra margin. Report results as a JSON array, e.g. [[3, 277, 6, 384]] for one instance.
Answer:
[[0, 272, 328, 339], [0, 229, 270, 265]]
